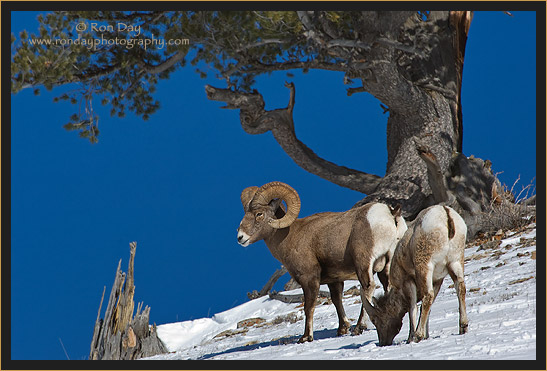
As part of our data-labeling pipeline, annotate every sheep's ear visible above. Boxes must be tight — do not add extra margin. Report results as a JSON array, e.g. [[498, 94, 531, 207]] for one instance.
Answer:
[[390, 204, 402, 218], [363, 299, 378, 318]]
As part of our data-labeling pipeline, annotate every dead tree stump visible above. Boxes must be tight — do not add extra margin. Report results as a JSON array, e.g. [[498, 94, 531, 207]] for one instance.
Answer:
[[89, 242, 167, 360]]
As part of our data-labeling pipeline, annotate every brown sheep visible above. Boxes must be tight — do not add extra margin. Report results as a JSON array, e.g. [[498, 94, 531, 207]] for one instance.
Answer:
[[236, 181, 407, 343]]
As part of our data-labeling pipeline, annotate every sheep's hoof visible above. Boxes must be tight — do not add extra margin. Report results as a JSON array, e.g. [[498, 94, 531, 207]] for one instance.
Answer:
[[351, 324, 366, 335], [459, 323, 469, 334], [298, 335, 313, 343], [337, 321, 351, 336], [408, 332, 425, 343], [337, 326, 349, 336]]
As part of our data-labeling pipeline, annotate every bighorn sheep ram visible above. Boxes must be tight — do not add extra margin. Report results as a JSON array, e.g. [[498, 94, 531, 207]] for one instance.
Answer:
[[364, 205, 469, 346], [236, 181, 407, 343]]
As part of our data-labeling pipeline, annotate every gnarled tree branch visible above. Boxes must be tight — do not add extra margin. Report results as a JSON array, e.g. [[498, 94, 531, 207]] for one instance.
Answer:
[[205, 83, 382, 194]]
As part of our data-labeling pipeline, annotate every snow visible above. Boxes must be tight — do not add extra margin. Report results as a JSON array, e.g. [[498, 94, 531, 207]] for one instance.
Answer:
[[145, 225, 537, 360]]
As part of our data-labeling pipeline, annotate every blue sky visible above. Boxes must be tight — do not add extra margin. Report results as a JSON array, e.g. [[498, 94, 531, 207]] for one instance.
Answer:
[[9, 11, 537, 360]]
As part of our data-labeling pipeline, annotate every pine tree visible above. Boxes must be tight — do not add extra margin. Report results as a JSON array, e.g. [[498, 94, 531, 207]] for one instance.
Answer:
[[11, 11, 533, 236]]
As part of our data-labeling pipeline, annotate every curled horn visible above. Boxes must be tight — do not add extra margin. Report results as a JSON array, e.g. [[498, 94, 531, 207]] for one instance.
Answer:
[[251, 182, 301, 229], [372, 296, 380, 307], [241, 186, 259, 209], [363, 298, 378, 318]]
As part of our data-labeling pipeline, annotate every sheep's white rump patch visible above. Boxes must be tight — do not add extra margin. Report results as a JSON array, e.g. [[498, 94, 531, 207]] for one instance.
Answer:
[[365, 203, 391, 227], [421, 205, 448, 234]]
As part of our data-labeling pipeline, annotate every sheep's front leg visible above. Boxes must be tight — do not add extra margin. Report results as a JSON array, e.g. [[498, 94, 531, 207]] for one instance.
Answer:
[[299, 279, 320, 343], [328, 282, 351, 336], [377, 268, 389, 293], [449, 261, 469, 335], [417, 278, 444, 340], [353, 265, 375, 335], [426, 279, 444, 338], [405, 281, 418, 343]]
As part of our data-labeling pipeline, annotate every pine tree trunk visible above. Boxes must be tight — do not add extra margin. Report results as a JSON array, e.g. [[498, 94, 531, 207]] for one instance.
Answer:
[[356, 88, 458, 217], [205, 11, 508, 238]]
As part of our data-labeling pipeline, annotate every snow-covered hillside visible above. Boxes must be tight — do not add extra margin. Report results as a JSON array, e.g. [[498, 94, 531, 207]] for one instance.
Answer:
[[145, 224, 537, 360]]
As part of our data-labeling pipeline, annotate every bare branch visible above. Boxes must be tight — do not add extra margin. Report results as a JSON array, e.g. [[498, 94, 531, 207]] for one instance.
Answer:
[[327, 39, 371, 51], [247, 266, 288, 300], [285, 81, 295, 116], [141, 51, 185, 74], [244, 59, 346, 75], [236, 38, 284, 52], [346, 86, 366, 96], [205, 83, 382, 194]]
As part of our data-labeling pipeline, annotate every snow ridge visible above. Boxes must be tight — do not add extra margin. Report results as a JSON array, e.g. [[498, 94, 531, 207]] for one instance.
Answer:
[[146, 225, 537, 361]]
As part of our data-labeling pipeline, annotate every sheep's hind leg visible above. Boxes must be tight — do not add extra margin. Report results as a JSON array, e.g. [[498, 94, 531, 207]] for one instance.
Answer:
[[411, 267, 435, 342], [328, 282, 351, 336], [448, 261, 469, 335]]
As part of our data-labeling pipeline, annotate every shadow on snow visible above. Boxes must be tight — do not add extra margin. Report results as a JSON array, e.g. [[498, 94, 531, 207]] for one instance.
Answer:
[[197, 328, 377, 360]]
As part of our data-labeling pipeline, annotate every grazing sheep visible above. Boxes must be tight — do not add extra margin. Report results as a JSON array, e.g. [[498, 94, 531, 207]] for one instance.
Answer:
[[236, 181, 407, 343], [363, 205, 469, 346]]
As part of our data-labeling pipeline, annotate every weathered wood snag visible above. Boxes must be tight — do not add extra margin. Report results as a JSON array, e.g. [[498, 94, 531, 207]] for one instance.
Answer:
[[247, 265, 288, 300], [89, 242, 167, 360]]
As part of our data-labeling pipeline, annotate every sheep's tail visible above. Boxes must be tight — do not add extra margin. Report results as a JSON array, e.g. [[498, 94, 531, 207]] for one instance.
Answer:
[[443, 206, 456, 239]]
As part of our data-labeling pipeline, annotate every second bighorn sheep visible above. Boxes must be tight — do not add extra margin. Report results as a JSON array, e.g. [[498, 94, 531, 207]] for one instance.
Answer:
[[236, 181, 407, 343], [363, 205, 469, 346]]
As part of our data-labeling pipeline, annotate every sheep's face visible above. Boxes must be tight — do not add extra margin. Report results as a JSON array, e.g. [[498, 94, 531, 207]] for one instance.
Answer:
[[391, 205, 408, 242], [364, 293, 405, 346], [396, 216, 408, 238], [237, 199, 282, 246], [368, 309, 403, 346]]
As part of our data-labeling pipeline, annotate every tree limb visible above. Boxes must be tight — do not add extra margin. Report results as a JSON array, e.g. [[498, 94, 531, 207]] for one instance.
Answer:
[[245, 59, 346, 75], [327, 39, 371, 51], [236, 38, 284, 52], [205, 83, 382, 194], [269, 289, 331, 303], [141, 51, 185, 74], [346, 86, 366, 96]]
